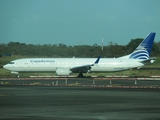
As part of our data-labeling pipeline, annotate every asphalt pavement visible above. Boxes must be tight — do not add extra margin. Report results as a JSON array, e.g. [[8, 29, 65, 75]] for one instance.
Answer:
[[0, 85, 160, 120]]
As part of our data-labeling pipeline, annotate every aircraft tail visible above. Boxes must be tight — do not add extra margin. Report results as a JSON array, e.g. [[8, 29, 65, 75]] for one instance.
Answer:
[[120, 32, 156, 60]]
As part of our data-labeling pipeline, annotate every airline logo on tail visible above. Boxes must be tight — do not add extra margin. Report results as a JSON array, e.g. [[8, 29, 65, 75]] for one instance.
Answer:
[[129, 33, 156, 60]]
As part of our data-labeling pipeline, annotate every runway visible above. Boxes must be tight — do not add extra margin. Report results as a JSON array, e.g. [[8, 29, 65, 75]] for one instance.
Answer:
[[0, 85, 160, 120]]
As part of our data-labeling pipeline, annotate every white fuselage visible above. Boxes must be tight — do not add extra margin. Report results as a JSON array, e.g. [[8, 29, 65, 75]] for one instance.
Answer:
[[3, 58, 144, 73]]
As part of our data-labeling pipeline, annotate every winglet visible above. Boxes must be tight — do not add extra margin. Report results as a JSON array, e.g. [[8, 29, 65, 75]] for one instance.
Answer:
[[94, 56, 101, 64]]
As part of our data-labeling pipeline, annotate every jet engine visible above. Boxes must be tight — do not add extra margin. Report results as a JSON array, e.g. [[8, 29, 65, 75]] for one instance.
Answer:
[[56, 68, 71, 76]]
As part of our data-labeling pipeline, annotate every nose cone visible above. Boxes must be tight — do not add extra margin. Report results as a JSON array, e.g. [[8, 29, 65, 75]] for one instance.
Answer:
[[3, 64, 9, 70]]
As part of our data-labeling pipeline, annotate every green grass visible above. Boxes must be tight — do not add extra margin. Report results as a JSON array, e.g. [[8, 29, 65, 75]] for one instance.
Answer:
[[0, 55, 160, 78]]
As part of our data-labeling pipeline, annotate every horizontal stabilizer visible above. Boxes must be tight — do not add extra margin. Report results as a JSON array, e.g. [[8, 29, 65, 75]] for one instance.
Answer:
[[140, 57, 156, 64]]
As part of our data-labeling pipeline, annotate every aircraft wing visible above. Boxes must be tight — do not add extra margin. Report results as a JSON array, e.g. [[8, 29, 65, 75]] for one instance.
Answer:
[[70, 64, 92, 73], [70, 56, 101, 73]]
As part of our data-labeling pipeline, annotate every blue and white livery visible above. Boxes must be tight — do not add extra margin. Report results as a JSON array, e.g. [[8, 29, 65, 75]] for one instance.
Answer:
[[126, 33, 155, 60], [3, 32, 156, 77]]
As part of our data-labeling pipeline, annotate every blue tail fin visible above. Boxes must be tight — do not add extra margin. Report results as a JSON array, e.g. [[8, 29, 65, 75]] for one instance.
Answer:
[[129, 32, 156, 60]]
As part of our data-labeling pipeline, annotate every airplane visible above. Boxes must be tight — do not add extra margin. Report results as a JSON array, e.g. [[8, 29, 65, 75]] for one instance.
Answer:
[[3, 32, 156, 77]]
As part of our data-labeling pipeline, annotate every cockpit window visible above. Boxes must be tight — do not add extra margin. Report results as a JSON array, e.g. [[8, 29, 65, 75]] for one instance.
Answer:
[[9, 62, 15, 64]]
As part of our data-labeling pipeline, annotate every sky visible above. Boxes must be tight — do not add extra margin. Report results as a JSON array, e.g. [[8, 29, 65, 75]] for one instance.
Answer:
[[0, 0, 160, 46]]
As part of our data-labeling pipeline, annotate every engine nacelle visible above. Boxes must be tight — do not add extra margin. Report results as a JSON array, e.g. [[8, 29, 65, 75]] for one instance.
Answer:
[[56, 68, 71, 76]]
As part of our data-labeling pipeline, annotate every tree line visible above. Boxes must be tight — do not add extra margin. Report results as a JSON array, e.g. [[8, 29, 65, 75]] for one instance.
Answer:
[[0, 38, 160, 58]]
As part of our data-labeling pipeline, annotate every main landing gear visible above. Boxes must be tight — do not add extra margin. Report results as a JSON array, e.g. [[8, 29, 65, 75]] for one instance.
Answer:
[[77, 72, 84, 78]]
